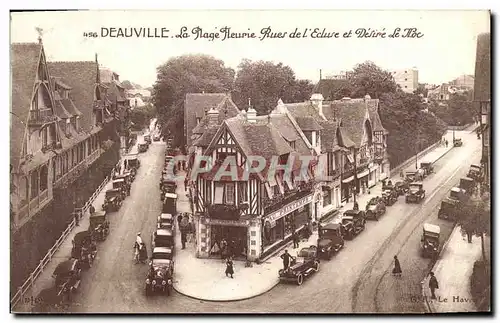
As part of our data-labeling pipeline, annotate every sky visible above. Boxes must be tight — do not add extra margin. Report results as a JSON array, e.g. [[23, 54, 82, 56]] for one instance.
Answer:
[[10, 10, 490, 88]]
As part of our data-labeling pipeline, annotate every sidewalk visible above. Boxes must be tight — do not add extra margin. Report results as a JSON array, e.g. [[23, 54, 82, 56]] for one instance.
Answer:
[[13, 141, 139, 312], [14, 178, 115, 312], [335, 130, 455, 222], [422, 226, 482, 312], [172, 173, 320, 301]]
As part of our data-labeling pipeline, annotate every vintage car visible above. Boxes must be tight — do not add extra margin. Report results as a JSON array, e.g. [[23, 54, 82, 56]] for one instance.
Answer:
[[144, 133, 152, 144], [52, 259, 82, 302], [340, 209, 366, 239], [420, 162, 434, 177], [71, 231, 97, 268], [405, 182, 426, 203], [89, 211, 110, 241], [394, 181, 409, 196], [449, 186, 467, 202], [153, 133, 161, 142], [381, 179, 394, 191], [467, 164, 483, 182], [317, 223, 344, 259], [152, 228, 175, 253], [138, 142, 149, 153], [459, 177, 475, 196], [157, 213, 174, 230], [102, 189, 123, 212], [162, 193, 178, 215], [382, 189, 397, 206], [453, 138, 463, 147], [365, 196, 386, 220], [145, 247, 175, 296], [421, 223, 440, 258], [278, 246, 320, 285], [112, 178, 129, 197], [437, 198, 460, 221], [406, 170, 424, 182]]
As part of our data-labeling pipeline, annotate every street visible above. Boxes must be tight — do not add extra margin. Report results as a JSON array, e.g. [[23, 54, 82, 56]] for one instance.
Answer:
[[62, 129, 481, 313]]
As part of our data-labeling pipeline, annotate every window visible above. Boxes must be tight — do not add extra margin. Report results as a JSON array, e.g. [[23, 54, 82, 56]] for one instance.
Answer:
[[49, 124, 56, 145], [196, 117, 201, 125], [225, 183, 235, 205], [404, 86, 408, 88], [41, 128, 48, 147], [19, 176, 28, 206], [39, 164, 48, 192], [238, 182, 248, 203], [288, 140, 296, 149], [214, 182, 224, 204], [323, 189, 331, 206], [87, 139, 91, 156], [71, 148, 75, 167], [30, 169, 39, 199]]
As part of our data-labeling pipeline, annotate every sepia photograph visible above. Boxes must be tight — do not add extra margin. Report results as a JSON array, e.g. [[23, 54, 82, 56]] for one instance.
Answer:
[[9, 9, 491, 314]]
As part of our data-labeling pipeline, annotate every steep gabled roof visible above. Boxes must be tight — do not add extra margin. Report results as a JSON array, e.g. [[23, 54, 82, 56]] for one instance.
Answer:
[[193, 127, 219, 147], [295, 116, 323, 131], [47, 61, 99, 133], [365, 98, 388, 134], [255, 114, 309, 156], [324, 98, 369, 148], [184, 93, 238, 147], [11, 42, 42, 170]]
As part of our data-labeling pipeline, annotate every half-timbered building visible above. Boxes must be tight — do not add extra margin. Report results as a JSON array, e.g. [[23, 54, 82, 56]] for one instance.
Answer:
[[192, 106, 317, 261]]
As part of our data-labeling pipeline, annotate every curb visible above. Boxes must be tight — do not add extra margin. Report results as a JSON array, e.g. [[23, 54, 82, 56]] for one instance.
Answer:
[[422, 224, 458, 313], [172, 278, 280, 303]]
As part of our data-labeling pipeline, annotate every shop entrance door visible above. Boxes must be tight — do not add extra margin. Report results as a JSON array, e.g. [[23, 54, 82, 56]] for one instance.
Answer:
[[210, 225, 248, 259]]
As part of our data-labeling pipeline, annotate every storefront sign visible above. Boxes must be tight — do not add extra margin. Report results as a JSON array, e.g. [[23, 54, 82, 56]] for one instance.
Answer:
[[266, 194, 313, 222], [207, 218, 249, 227]]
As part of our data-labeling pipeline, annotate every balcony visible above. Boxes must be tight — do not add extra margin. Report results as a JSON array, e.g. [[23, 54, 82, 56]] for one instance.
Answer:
[[54, 159, 88, 189], [207, 204, 241, 220], [28, 109, 57, 126], [263, 182, 314, 214], [17, 189, 51, 225]]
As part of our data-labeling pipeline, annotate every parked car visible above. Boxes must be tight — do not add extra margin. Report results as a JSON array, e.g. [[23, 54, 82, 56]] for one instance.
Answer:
[[394, 181, 409, 196], [420, 162, 434, 177], [278, 246, 320, 285], [52, 259, 82, 303], [157, 213, 174, 230], [71, 231, 97, 269], [449, 186, 467, 202], [152, 228, 175, 254], [437, 198, 460, 221], [405, 182, 426, 203], [420, 223, 440, 258], [317, 223, 344, 259], [89, 210, 110, 241], [145, 247, 174, 296], [467, 164, 483, 182], [162, 193, 178, 214], [365, 196, 386, 220], [102, 189, 123, 212], [340, 209, 366, 239], [459, 177, 475, 196], [453, 138, 463, 147], [382, 189, 397, 206]]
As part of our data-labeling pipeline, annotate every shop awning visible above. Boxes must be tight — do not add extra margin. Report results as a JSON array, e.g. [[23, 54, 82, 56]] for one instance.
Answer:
[[369, 165, 378, 172], [357, 169, 369, 178], [342, 176, 354, 184]]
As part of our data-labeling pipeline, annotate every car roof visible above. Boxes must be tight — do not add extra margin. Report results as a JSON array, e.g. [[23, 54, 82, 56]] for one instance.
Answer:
[[165, 193, 177, 199], [471, 164, 481, 168], [90, 210, 106, 218], [153, 247, 173, 254], [423, 223, 440, 234], [113, 179, 125, 183], [160, 213, 173, 219], [344, 209, 362, 215], [156, 229, 173, 236], [53, 259, 78, 275], [451, 187, 463, 193], [323, 223, 341, 230], [342, 215, 354, 220], [461, 177, 474, 181]]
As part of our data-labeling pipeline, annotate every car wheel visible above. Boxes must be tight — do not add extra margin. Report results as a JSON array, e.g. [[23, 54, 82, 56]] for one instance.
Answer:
[[296, 274, 304, 285], [313, 261, 320, 272]]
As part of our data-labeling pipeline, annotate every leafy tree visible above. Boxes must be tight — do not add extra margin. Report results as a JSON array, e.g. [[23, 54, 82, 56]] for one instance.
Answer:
[[316, 79, 354, 100], [120, 80, 135, 90], [428, 93, 474, 126], [129, 104, 156, 131], [349, 61, 398, 99], [414, 83, 429, 97], [152, 54, 235, 147], [457, 193, 491, 261], [233, 59, 311, 115]]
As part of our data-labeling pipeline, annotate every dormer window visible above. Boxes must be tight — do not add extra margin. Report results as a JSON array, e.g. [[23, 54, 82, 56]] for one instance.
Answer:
[[75, 116, 80, 132], [65, 118, 71, 135]]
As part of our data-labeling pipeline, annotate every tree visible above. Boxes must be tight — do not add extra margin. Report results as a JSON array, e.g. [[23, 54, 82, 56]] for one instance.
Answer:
[[129, 104, 156, 131], [414, 83, 429, 97], [349, 61, 398, 99], [152, 54, 235, 147], [447, 93, 475, 126], [316, 79, 354, 100], [457, 193, 491, 261], [233, 59, 310, 115]]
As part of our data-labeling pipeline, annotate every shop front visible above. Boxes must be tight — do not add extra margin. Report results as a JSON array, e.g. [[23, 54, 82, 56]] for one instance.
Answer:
[[261, 194, 313, 258], [368, 163, 379, 188]]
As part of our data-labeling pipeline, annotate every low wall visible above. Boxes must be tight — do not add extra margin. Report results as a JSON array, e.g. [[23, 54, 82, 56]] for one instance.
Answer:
[[390, 141, 441, 178]]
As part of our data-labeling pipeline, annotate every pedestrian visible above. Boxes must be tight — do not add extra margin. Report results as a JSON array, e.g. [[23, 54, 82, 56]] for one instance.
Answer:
[[445, 140, 448, 148], [177, 214, 183, 230], [400, 170, 404, 178], [392, 255, 402, 277], [466, 230, 473, 243], [89, 204, 95, 215], [281, 250, 293, 270], [220, 238, 228, 260], [429, 272, 439, 299], [225, 257, 234, 278], [292, 230, 300, 249], [181, 231, 187, 249]]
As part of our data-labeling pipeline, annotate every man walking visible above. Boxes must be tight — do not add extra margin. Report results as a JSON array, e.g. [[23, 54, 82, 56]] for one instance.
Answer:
[[281, 250, 293, 270], [292, 230, 300, 249], [429, 272, 439, 299]]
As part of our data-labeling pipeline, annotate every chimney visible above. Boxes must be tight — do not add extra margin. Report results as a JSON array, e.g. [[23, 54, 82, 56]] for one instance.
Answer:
[[271, 98, 287, 115], [207, 107, 219, 127], [310, 93, 324, 115], [364, 94, 371, 101]]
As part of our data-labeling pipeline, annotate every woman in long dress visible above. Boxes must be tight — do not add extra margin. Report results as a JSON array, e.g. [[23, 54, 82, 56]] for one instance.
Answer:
[[225, 257, 234, 278], [392, 255, 402, 277]]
